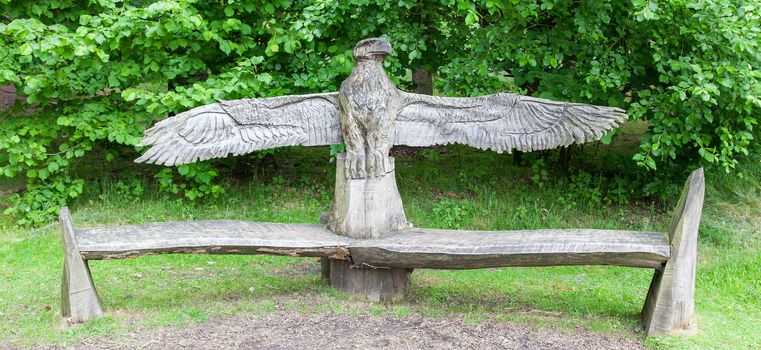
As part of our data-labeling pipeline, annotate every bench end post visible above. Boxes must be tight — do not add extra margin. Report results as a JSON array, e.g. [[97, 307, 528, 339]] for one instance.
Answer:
[[642, 168, 704, 336], [60, 207, 103, 322]]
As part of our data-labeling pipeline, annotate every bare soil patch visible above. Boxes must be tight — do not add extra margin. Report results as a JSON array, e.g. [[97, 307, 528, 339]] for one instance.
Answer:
[[42, 310, 645, 350]]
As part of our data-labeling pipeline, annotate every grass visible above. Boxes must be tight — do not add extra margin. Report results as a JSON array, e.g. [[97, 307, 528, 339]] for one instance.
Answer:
[[1, 133, 759, 349]]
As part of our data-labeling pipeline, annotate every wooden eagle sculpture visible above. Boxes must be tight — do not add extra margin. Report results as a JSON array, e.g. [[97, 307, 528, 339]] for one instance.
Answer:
[[136, 38, 628, 179]]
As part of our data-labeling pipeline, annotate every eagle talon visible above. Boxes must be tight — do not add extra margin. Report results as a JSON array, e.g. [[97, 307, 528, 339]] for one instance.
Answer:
[[344, 152, 366, 179], [367, 150, 386, 177]]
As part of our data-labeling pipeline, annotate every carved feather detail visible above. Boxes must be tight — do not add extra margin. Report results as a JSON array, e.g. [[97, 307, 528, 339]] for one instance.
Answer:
[[394, 92, 628, 153], [135, 93, 341, 166]]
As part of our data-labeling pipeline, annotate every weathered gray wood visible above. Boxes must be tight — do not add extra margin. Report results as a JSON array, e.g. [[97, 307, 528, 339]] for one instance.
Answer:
[[320, 257, 331, 280], [327, 150, 413, 300], [394, 92, 627, 154], [136, 38, 628, 176], [330, 260, 411, 302], [319, 212, 331, 279], [642, 168, 704, 336], [75, 221, 670, 269], [59, 207, 103, 322], [350, 228, 670, 269], [76, 221, 352, 260], [328, 154, 411, 239], [135, 93, 340, 166]]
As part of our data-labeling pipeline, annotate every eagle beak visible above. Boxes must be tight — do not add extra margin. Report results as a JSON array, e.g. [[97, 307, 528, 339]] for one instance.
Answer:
[[369, 40, 392, 56]]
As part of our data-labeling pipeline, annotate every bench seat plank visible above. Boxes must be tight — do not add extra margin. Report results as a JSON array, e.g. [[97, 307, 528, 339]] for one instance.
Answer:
[[350, 228, 670, 269], [76, 221, 669, 269], [76, 220, 353, 260]]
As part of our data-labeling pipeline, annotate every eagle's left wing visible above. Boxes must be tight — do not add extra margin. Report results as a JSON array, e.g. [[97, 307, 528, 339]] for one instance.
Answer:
[[135, 93, 340, 166], [394, 91, 627, 152]]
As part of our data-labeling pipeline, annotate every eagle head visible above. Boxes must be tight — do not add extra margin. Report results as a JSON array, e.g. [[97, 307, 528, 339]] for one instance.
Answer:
[[353, 38, 392, 61]]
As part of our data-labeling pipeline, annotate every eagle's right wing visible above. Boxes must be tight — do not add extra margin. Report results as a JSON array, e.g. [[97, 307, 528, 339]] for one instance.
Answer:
[[136, 93, 340, 166], [394, 91, 627, 153]]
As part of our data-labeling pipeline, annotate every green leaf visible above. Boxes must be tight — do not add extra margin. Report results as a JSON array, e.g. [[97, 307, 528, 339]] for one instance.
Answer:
[[599, 129, 617, 145], [266, 39, 279, 55], [219, 40, 232, 55], [19, 43, 33, 55], [645, 157, 657, 170], [257, 73, 272, 84]]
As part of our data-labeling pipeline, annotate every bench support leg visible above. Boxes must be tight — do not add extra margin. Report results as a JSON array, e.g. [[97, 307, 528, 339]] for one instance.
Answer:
[[330, 260, 411, 302], [59, 207, 103, 322], [320, 257, 331, 280], [642, 169, 704, 336]]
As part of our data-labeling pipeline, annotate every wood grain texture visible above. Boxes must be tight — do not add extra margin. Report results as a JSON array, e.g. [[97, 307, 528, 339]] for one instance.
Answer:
[[350, 228, 670, 269], [328, 154, 410, 239], [76, 221, 352, 260], [320, 257, 331, 280], [135, 38, 629, 178], [135, 93, 340, 166], [320, 213, 331, 279], [59, 208, 103, 322], [73, 221, 671, 270], [642, 168, 704, 336], [395, 92, 627, 154], [339, 38, 398, 178], [330, 260, 411, 302]]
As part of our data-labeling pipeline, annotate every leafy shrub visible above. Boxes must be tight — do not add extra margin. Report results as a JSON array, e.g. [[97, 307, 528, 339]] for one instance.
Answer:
[[432, 198, 475, 229], [529, 159, 550, 188], [567, 171, 603, 206], [111, 177, 145, 203], [154, 163, 224, 201], [0, 0, 758, 225]]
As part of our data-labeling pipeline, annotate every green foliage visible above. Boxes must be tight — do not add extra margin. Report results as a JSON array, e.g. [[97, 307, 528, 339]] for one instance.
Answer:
[[627, 1, 760, 173], [2, 175, 83, 226], [528, 156, 637, 206], [417, 148, 442, 161], [110, 177, 145, 203], [1, 0, 759, 224], [432, 198, 475, 229], [329, 143, 345, 158], [154, 163, 224, 201], [529, 159, 550, 187], [566, 171, 603, 206]]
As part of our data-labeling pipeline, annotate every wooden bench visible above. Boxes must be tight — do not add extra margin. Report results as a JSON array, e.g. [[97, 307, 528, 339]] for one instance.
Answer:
[[60, 169, 703, 336]]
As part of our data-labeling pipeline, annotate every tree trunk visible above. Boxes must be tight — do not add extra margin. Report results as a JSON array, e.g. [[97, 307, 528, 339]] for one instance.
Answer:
[[413, 67, 433, 95]]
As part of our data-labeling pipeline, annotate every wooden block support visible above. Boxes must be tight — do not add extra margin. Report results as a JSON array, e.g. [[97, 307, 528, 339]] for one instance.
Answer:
[[642, 168, 704, 336], [330, 260, 411, 302], [327, 154, 413, 300], [328, 154, 411, 239], [59, 207, 103, 322], [319, 212, 331, 280]]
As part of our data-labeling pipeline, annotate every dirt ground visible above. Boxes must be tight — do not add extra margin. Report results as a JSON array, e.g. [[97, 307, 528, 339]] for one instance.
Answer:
[[42, 310, 646, 350]]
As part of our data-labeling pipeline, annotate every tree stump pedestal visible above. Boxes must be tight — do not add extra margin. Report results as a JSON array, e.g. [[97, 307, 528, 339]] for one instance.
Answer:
[[326, 154, 412, 301], [329, 261, 411, 302]]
